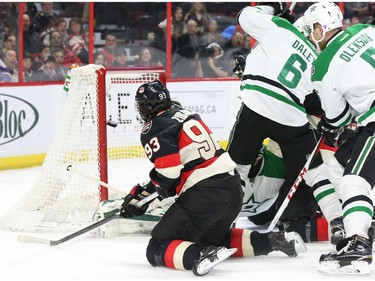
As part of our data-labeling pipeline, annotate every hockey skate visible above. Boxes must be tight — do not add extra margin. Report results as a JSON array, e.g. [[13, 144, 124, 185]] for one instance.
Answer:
[[269, 231, 307, 257], [192, 246, 237, 276], [318, 233, 373, 276], [330, 217, 345, 245]]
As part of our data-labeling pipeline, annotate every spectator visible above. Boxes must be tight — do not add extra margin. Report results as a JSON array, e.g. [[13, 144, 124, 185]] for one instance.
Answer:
[[159, 6, 187, 53], [54, 18, 69, 47], [67, 17, 84, 54], [197, 42, 228, 78], [48, 30, 81, 68], [201, 19, 226, 46], [31, 44, 50, 71], [110, 47, 129, 67], [176, 18, 203, 59], [223, 31, 244, 51], [2, 49, 18, 82], [223, 31, 250, 62], [23, 52, 34, 82], [172, 6, 187, 38], [29, 55, 59, 81], [174, 18, 203, 77], [184, 2, 212, 34], [135, 47, 162, 67], [23, 13, 42, 55], [1, 34, 17, 60], [93, 51, 105, 66], [77, 29, 93, 65], [100, 33, 117, 67], [33, 2, 58, 38], [0, 49, 18, 82], [51, 48, 69, 80]]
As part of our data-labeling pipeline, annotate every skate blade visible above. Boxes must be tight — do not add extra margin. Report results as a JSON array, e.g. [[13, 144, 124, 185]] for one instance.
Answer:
[[284, 231, 307, 254], [193, 248, 237, 276], [318, 261, 370, 276]]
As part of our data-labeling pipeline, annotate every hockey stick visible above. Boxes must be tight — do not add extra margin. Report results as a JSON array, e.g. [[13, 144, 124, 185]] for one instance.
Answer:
[[17, 192, 159, 246], [289, 2, 297, 13], [66, 165, 123, 194], [266, 136, 326, 232], [67, 165, 166, 217]]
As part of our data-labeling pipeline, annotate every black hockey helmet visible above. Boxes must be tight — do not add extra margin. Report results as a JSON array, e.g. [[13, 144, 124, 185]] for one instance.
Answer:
[[135, 80, 171, 122]]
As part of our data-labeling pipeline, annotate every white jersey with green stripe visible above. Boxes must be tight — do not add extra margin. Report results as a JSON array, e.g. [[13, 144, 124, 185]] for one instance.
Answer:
[[311, 24, 375, 127], [237, 6, 317, 126], [239, 144, 285, 218]]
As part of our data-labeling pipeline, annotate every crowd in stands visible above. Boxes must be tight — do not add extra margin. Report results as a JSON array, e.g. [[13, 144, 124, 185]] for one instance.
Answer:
[[0, 2, 374, 82]]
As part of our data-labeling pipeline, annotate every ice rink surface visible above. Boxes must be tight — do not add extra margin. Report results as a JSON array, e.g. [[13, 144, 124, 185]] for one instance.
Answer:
[[0, 166, 373, 281]]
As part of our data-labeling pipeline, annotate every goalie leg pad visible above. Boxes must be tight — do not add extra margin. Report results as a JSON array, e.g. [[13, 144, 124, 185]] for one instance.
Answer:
[[93, 199, 123, 238]]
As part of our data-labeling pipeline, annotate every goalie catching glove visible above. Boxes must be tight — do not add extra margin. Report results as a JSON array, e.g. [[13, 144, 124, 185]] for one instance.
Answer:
[[120, 181, 157, 218]]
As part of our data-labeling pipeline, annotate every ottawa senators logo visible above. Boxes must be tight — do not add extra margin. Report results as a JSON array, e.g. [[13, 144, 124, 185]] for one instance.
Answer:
[[138, 86, 145, 94]]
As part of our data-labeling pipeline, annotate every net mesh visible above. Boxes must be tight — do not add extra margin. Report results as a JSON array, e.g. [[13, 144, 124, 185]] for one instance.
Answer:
[[0, 65, 163, 232]]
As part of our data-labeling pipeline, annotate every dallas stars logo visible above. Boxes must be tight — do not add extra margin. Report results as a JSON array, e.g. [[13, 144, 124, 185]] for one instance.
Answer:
[[309, 5, 317, 12], [311, 65, 316, 77], [242, 194, 262, 214]]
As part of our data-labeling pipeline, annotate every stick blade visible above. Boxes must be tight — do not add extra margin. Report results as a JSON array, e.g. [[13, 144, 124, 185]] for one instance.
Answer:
[[17, 234, 53, 246]]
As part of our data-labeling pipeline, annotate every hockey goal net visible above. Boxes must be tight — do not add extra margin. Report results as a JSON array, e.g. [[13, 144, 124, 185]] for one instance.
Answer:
[[0, 64, 165, 232]]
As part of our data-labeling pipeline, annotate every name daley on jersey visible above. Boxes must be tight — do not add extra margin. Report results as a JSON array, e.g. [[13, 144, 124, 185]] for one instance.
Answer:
[[292, 40, 316, 63]]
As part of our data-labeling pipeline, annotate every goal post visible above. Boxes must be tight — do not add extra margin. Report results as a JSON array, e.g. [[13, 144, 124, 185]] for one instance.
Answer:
[[0, 65, 166, 232]]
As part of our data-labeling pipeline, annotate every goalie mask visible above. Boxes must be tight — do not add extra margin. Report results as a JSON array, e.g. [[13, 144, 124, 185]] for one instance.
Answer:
[[135, 80, 171, 122], [303, 2, 343, 44]]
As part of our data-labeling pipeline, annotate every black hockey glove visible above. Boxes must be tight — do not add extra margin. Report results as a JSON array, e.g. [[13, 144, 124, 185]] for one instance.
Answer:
[[232, 55, 246, 79], [120, 182, 155, 218], [317, 119, 340, 147], [337, 122, 358, 147], [257, 2, 295, 23], [303, 91, 323, 116], [258, 2, 287, 15], [281, 8, 295, 24]]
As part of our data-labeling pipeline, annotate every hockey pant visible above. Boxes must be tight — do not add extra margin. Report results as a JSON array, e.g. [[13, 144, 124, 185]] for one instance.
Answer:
[[328, 122, 375, 237], [145, 173, 278, 270]]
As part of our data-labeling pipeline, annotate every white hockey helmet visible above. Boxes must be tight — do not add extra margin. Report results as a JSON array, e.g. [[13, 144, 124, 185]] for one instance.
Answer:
[[303, 2, 343, 42], [293, 16, 309, 37]]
